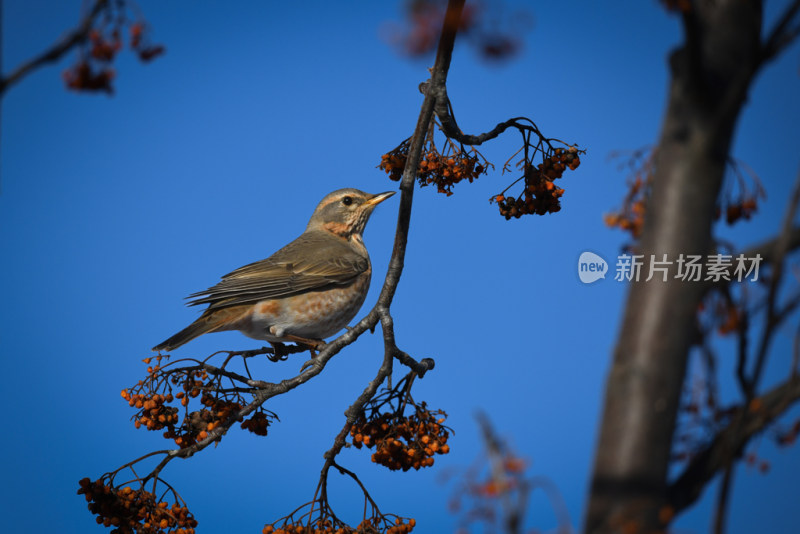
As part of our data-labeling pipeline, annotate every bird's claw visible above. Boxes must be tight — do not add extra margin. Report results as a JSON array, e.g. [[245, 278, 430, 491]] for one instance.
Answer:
[[300, 358, 317, 372]]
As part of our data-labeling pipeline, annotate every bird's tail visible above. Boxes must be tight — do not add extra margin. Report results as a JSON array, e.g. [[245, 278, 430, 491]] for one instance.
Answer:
[[152, 307, 247, 352], [152, 320, 210, 352]]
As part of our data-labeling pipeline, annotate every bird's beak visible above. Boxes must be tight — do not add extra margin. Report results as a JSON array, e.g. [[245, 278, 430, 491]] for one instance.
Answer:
[[365, 191, 396, 207]]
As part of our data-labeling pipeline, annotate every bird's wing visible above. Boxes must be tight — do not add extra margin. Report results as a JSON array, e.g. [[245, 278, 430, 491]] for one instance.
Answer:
[[186, 232, 369, 310]]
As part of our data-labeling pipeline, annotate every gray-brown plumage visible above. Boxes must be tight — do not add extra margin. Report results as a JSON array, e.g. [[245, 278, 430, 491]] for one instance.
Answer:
[[152, 188, 395, 352]]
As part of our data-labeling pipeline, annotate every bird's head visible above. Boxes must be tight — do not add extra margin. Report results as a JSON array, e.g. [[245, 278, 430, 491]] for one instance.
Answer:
[[307, 188, 396, 239]]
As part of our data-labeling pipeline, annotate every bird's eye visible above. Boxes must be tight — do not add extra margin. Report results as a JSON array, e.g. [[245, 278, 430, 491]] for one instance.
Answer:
[[342, 196, 353, 206]]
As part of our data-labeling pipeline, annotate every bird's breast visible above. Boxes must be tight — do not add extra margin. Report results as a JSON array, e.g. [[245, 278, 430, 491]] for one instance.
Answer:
[[245, 268, 372, 341]]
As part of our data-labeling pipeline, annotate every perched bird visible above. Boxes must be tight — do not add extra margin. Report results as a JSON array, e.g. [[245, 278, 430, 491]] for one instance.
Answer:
[[152, 188, 395, 352]]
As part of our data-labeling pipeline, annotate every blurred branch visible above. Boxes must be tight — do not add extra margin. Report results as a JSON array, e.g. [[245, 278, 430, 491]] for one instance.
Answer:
[[701, 171, 800, 532], [711, 461, 735, 534], [667, 375, 800, 514], [739, 226, 800, 266], [476, 413, 526, 534], [746, 171, 800, 395], [0, 0, 108, 96], [456, 413, 573, 534], [761, 0, 800, 64]]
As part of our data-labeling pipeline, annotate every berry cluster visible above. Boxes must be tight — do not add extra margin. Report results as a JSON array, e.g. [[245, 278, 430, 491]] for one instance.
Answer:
[[63, 4, 164, 94], [418, 150, 487, 196], [719, 158, 765, 225], [493, 147, 581, 219], [350, 401, 451, 471], [379, 150, 407, 182], [122, 390, 179, 431], [124, 357, 275, 448], [77, 477, 197, 534], [474, 456, 528, 497], [716, 305, 742, 336], [604, 175, 647, 238], [775, 418, 800, 447], [743, 449, 771, 474], [263, 515, 415, 534], [379, 140, 489, 196], [169, 398, 241, 448], [241, 411, 272, 436], [607, 152, 764, 240], [63, 60, 117, 94], [715, 197, 759, 225], [697, 293, 746, 339]]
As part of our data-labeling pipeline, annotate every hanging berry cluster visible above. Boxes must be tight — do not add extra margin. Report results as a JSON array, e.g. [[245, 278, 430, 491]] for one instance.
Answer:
[[717, 197, 759, 224], [351, 403, 450, 470], [63, 1, 164, 94], [379, 137, 491, 196], [606, 149, 765, 239], [604, 175, 647, 239], [713, 158, 765, 224], [774, 418, 800, 447], [122, 355, 276, 448], [349, 375, 452, 471], [263, 516, 415, 534], [379, 113, 583, 219], [77, 476, 197, 534], [492, 147, 581, 219], [263, 502, 415, 534]]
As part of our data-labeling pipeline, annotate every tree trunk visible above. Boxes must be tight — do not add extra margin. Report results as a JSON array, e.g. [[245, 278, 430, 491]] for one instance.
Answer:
[[585, 2, 763, 532]]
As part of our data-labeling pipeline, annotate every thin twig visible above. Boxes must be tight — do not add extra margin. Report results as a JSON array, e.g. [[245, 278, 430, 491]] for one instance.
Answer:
[[748, 171, 800, 394], [712, 463, 735, 534]]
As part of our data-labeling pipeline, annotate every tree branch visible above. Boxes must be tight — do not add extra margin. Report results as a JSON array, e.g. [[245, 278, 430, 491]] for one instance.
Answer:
[[746, 170, 800, 394], [667, 376, 800, 514], [0, 0, 108, 96], [761, 0, 800, 64]]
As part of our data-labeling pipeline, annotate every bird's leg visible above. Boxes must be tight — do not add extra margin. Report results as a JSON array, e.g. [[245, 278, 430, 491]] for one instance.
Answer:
[[285, 336, 328, 373], [282, 334, 326, 356]]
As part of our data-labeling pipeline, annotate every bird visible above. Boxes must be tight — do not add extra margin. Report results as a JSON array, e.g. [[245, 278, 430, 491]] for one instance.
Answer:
[[152, 188, 396, 353]]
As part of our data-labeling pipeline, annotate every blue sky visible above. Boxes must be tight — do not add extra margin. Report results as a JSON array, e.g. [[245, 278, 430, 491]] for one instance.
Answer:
[[2, 1, 799, 533]]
